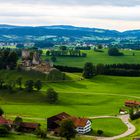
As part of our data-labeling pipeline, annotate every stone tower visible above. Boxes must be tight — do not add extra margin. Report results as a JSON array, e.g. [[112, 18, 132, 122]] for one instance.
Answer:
[[32, 52, 41, 65]]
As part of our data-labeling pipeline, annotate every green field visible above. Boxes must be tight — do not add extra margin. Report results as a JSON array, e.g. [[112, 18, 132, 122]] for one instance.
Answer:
[[91, 118, 127, 137], [0, 69, 140, 139], [44, 49, 140, 67]]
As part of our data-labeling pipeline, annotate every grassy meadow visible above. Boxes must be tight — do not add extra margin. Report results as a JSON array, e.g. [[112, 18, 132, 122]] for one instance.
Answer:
[[1, 47, 140, 139], [43, 49, 140, 67], [91, 118, 127, 137], [0, 70, 140, 139]]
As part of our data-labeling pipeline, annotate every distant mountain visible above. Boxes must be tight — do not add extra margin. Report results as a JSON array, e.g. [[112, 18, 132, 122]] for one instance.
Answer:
[[0, 25, 139, 43]]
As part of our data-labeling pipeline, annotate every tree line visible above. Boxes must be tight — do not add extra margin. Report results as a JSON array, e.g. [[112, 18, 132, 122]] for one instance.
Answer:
[[46, 49, 87, 57], [55, 63, 140, 78], [0, 48, 18, 69]]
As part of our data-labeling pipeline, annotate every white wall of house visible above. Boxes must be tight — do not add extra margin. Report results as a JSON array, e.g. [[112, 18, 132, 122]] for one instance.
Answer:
[[76, 120, 91, 134]]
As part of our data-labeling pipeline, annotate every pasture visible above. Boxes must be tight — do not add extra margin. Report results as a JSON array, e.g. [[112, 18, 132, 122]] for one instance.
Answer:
[[44, 49, 140, 67]]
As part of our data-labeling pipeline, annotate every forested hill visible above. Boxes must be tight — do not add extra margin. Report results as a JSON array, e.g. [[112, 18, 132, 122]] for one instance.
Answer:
[[0, 25, 140, 42]]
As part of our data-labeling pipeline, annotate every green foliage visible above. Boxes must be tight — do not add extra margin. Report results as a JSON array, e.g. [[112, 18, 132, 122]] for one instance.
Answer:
[[14, 116, 23, 124], [25, 80, 34, 92], [34, 80, 42, 91], [51, 56, 57, 62], [60, 119, 76, 140], [0, 108, 4, 116], [83, 62, 96, 78], [0, 79, 5, 89], [97, 45, 103, 49], [97, 130, 103, 135], [59, 45, 67, 51], [0, 125, 9, 137], [108, 48, 123, 56], [96, 64, 104, 74], [46, 88, 58, 104], [35, 128, 47, 139], [16, 44, 24, 49], [16, 77, 22, 89]]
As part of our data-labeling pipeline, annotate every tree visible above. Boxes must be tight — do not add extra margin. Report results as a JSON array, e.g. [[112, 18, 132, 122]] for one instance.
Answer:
[[108, 48, 123, 56], [46, 88, 58, 104], [35, 128, 47, 139], [46, 50, 50, 56], [96, 64, 104, 74], [51, 56, 57, 62], [97, 45, 103, 49], [6, 80, 15, 92], [0, 126, 9, 137], [7, 51, 18, 69], [83, 62, 96, 78], [0, 79, 4, 89], [14, 116, 23, 131], [59, 119, 76, 140], [0, 108, 4, 116], [34, 80, 42, 91], [97, 130, 103, 136], [59, 46, 67, 51], [16, 77, 22, 89], [16, 44, 24, 49], [25, 80, 34, 92], [14, 116, 23, 124]]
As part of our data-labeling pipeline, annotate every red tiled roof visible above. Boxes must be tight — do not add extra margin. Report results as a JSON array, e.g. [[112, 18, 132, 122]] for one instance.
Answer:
[[0, 116, 13, 125], [48, 112, 90, 128], [55, 112, 71, 120], [125, 100, 140, 105], [20, 122, 40, 129], [70, 117, 89, 127]]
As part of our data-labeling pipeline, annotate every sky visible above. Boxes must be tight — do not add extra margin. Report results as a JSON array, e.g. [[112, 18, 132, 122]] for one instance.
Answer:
[[0, 0, 140, 31]]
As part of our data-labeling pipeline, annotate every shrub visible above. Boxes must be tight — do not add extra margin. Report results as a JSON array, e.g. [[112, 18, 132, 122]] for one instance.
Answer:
[[25, 80, 34, 92], [34, 80, 42, 91], [0, 108, 4, 116], [59, 119, 77, 140], [108, 48, 123, 56], [46, 88, 58, 104], [83, 62, 96, 78], [0, 125, 9, 137], [97, 130, 103, 136]]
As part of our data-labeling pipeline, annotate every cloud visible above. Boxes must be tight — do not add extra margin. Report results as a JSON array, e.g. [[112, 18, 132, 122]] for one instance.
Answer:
[[0, 1, 140, 31], [0, 0, 140, 7]]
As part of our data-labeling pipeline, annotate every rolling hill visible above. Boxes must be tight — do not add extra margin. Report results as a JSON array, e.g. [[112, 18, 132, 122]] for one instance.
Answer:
[[0, 25, 140, 43]]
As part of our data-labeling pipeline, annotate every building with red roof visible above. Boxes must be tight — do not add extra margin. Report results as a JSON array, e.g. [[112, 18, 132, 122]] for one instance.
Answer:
[[125, 100, 140, 107], [16, 122, 40, 133], [47, 112, 91, 134], [0, 116, 13, 128]]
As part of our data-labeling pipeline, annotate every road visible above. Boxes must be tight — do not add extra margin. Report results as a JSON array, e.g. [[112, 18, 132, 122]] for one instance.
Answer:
[[87, 115, 136, 140]]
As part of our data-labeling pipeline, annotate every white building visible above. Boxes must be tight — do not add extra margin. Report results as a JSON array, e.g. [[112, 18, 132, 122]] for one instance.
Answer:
[[71, 117, 92, 134]]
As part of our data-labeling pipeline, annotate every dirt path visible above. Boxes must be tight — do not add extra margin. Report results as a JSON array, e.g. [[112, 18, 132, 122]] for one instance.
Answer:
[[87, 115, 135, 140]]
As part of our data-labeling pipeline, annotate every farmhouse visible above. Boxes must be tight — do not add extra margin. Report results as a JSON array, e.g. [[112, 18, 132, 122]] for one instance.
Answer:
[[47, 112, 91, 134], [17, 122, 40, 133], [0, 116, 13, 128], [125, 100, 140, 107]]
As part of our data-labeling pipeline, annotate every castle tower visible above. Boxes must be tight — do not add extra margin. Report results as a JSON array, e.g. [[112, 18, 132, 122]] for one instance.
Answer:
[[32, 52, 41, 65]]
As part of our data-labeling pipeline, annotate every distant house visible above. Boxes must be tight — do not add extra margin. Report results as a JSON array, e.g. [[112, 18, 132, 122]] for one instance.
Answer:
[[47, 112, 91, 134], [125, 100, 140, 108], [0, 116, 13, 128], [17, 122, 40, 133]]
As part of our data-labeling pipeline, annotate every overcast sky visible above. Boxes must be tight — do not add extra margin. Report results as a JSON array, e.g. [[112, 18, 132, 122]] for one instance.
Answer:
[[0, 0, 140, 31]]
